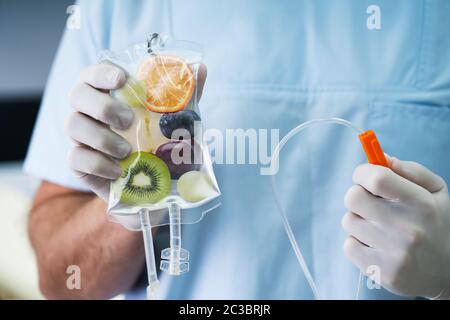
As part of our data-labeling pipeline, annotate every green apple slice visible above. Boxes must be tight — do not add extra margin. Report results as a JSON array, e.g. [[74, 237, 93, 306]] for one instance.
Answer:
[[177, 171, 217, 202], [115, 77, 147, 109]]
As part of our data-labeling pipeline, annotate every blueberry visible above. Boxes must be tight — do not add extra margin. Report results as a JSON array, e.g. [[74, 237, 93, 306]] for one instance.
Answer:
[[159, 110, 201, 139]]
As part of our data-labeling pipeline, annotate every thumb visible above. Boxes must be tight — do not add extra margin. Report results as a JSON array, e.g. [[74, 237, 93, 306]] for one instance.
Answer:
[[196, 63, 207, 102], [386, 154, 446, 194], [80, 63, 127, 90]]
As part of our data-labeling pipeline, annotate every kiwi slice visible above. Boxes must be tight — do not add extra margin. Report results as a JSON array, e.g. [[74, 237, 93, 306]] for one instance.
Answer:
[[113, 152, 171, 205]]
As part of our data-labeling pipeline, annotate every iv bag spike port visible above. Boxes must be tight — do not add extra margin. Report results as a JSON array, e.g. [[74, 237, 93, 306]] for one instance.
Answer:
[[358, 130, 389, 168], [160, 203, 190, 275]]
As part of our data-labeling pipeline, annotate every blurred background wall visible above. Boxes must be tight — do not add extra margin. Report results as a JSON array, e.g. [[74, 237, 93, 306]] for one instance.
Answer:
[[0, 0, 73, 299], [0, 0, 72, 160]]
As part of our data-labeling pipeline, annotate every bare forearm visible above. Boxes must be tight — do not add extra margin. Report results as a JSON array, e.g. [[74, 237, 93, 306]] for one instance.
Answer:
[[29, 184, 144, 299]]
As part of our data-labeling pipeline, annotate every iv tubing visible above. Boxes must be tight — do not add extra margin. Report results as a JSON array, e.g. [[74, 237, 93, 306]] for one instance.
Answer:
[[139, 208, 160, 300], [270, 118, 363, 300], [168, 202, 183, 273]]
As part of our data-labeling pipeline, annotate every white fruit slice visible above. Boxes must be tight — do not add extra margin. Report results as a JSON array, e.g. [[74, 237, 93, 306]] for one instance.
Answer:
[[148, 112, 170, 151], [112, 108, 170, 153], [112, 76, 169, 153], [177, 171, 216, 202]]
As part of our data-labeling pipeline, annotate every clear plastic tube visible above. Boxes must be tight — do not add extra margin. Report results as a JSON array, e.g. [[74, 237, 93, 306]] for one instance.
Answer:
[[355, 269, 363, 300], [160, 203, 190, 275], [139, 209, 160, 300], [269, 118, 363, 300]]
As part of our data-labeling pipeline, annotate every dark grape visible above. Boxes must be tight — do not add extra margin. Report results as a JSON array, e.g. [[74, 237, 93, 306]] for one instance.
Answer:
[[155, 140, 202, 179]]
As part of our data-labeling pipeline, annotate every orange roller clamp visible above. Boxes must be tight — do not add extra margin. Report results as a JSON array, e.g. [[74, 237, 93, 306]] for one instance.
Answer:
[[359, 130, 389, 168]]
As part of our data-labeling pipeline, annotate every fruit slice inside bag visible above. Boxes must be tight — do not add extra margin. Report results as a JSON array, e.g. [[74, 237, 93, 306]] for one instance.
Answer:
[[99, 35, 221, 228]]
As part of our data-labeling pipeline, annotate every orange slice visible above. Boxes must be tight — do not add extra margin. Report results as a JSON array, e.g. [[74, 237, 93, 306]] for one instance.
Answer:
[[136, 55, 195, 113]]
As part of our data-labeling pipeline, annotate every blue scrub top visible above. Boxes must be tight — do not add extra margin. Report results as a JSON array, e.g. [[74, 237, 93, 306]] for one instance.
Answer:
[[25, 0, 450, 299]]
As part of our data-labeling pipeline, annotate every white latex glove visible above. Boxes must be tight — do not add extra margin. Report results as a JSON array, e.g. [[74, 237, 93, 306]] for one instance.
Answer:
[[342, 155, 450, 299], [66, 63, 133, 201]]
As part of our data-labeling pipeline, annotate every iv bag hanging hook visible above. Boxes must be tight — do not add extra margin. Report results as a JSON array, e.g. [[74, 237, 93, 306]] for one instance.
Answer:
[[147, 33, 164, 54]]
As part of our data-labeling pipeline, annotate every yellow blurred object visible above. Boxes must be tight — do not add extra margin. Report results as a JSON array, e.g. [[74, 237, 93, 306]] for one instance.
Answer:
[[0, 166, 43, 300]]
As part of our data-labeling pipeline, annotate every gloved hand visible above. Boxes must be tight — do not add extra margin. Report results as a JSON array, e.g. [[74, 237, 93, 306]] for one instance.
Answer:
[[342, 155, 450, 299], [66, 63, 133, 201], [65, 63, 206, 230]]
